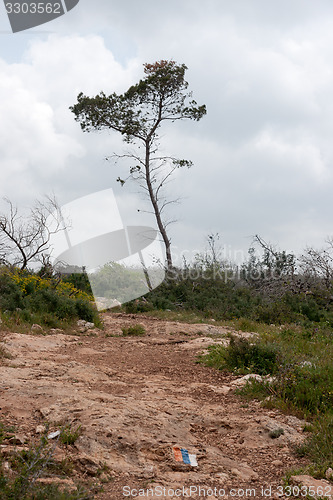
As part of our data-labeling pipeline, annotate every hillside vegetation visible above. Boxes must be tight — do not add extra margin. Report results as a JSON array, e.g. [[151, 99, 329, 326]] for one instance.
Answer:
[[0, 237, 332, 494], [0, 266, 98, 331], [130, 238, 333, 479]]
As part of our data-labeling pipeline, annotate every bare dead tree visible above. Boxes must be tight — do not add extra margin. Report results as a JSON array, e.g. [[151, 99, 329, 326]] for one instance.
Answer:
[[240, 235, 297, 298], [0, 195, 66, 270], [299, 238, 333, 290]]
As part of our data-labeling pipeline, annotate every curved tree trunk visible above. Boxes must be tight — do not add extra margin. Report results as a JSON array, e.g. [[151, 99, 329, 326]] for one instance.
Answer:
[[145, 141, 173, 271]]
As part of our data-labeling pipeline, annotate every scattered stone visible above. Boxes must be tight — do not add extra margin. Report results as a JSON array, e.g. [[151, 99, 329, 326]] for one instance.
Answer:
[[99, 472, 109, 482], [215, 472, 229, 481], [290, 475, 333, 498], [31, 324, 43, 334], [1, 445, 29, 457], [7, 434, 27, 445], [272, 460, 283, 466], [36, 425, 46, 434], [75, 453, 101, 476], [49, 328, 64, 335], [230, 374, 265, 387], [77, 320, 95, 333], [231, 466, 259, 481], [326, 468, 333, 480]]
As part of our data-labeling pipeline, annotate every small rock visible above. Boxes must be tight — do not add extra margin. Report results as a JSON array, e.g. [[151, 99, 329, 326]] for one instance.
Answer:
[[31, 324, 43, 334], [290, 475, 332, 499], [231, 467, 259, 481], [77, 320, 95, 333], [49, 328, 64, 335], [2, 461, 11, 471], [53, 446, 67, 462], [272, 460, 283, 466], [230, 373, 275, 387], [326, 468, 333, 480], [216, 472, 229, 481], [8, 434, 27, 445], [36, 425, 46, 434], [75, 453, 101, 476]]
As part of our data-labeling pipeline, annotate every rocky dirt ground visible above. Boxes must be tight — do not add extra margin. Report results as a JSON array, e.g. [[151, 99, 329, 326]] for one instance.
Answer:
[[0, 312, 331, 499]]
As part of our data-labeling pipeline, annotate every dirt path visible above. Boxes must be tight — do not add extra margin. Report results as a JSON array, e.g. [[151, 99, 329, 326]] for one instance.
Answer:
[[0, 313, 310, 499]]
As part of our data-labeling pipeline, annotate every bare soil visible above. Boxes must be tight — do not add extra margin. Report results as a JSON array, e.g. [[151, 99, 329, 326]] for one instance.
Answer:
[[0, 312, 311, 499]]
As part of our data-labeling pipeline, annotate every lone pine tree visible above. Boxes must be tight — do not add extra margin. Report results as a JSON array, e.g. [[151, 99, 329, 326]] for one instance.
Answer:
[[70, 60, 206, 270]]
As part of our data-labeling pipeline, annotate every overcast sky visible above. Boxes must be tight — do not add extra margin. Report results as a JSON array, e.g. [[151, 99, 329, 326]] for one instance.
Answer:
[[1, 0, 333, 266]]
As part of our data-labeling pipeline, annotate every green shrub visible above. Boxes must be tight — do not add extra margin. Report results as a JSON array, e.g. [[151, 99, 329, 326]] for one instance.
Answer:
[[60, 424, 81, 446], [0, 424, 90, 499], [225, 336, 280, 375], [75, 299, 96, 323], [200, 336, 280, 375], [0, 268, 98, 328], [0, 272, 23, 311], [121, 324, 146, 336], [269, 428, 284, 439], [125, 300, 154, 313], [61, 272, 92, 295]]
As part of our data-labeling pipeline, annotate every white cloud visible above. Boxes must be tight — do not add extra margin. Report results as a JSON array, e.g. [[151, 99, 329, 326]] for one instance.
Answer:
[[2, 1, 333, 259], [0, 34, 139, 202]]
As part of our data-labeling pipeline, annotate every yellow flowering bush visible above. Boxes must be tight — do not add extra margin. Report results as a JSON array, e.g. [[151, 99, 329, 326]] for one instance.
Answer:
[[8, 272, 92, 302], [0, 268, 98, 324]]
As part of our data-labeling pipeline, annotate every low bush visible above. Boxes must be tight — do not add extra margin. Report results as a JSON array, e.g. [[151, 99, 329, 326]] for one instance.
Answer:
[[60, 424, 81, 446], [0, 268, 98, 329], [121, 324, 146, 336], [200, 336, 280, 375], [0, 421, 91, 499]]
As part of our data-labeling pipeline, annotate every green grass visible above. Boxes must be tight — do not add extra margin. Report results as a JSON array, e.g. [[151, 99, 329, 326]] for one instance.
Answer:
[[199, 320, 333, 478], [295, 413, 333, 477]]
